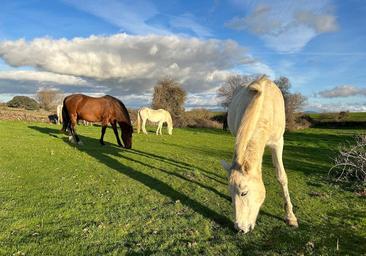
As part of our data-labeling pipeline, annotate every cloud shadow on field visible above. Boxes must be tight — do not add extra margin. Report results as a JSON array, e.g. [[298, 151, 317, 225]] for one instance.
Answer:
[[28, 125, 235, 231]]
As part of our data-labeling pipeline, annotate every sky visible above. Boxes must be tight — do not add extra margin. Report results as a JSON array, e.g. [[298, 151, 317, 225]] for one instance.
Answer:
[[0, 0, 365, 111]]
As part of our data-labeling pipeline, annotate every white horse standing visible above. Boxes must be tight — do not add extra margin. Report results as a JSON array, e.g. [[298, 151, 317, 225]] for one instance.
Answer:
[[221, 76, 298, 233], [137, 107, 173, 135], [56, 104, 63, 124]]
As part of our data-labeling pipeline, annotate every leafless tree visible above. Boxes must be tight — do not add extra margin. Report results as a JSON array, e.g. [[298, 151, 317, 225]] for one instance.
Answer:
[[274, 77, 307, 130], [152, 77, 186, 120], [36, 89, 63, 111], [217, 74, 259, 108]]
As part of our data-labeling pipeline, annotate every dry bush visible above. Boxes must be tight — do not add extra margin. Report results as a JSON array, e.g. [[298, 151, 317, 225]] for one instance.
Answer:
[[295, 114, 312, 129], [36, 89, 63, 111], [152, 77, 186, 121], [329, 134, 366, 186], [179, 109, 221, 129], [128, 109, 138, 125], [184, 108, 211, 120], [274, 77, 307, 131], [337, 111, 349, 121]]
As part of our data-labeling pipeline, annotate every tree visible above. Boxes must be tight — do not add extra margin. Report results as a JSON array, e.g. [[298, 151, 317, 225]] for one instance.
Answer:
[[7, 96, 39, 110], [217, 74, 260, 108], [274, 76, 307, 130], [152, 77, 186, 119], [36, 89, 63, 111]]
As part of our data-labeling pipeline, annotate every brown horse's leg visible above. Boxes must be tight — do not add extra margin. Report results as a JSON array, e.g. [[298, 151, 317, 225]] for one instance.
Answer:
[[70, 114, 81, 144], [100, 125, 107, 145], [111, 121, 123, 147]]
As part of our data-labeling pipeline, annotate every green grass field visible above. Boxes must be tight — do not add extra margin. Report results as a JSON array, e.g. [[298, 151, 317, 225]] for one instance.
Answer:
[[309, 112, 366, 122], [0, 121, 365, 255]]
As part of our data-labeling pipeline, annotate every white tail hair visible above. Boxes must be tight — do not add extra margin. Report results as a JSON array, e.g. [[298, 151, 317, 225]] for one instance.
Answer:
[[137, 109, 141, 134]]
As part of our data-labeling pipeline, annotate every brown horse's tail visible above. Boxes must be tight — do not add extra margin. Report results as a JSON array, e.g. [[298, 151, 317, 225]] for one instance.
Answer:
[[61, 99, 70, 132], [137, 109, 141, 134]]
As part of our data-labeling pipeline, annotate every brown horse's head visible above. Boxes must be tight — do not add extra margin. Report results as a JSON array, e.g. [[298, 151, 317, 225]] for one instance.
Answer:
[[120, 122, 133, 149]]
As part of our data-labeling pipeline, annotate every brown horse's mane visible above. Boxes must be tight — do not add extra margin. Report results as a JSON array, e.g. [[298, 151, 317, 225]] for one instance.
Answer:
[[104, 95, 131, 124]]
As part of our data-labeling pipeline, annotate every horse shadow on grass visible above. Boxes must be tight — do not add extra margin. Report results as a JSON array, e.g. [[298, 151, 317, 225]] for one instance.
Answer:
[[28, 126, 235, 231], [129, 148, 227, 186]]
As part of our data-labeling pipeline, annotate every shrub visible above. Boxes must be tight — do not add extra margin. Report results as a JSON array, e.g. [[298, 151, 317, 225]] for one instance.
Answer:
[[152, 78, 186, 122], [329, 134, 366, 188], [36, 89, 63, 111], [128, 109, 138, 125], [338, 111, 349, 121], [179, 109, 221, 129], [7, 96, 40, 110]]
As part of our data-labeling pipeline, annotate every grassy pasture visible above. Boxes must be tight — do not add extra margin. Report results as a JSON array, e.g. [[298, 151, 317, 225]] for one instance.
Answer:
[[308, 112, 366, 122], [0, 121, 365, 255]]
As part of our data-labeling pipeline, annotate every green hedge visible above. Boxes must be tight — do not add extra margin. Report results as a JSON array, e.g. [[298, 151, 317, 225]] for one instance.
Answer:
[[7, 96, 40, 110]]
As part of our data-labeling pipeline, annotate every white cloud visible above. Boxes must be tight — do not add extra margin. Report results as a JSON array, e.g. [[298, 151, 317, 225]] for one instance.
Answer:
[[318, 85, 366, 98], [226, 0, 338, 52], [0, 33, 269, 97], [0, 70, 88, 85]]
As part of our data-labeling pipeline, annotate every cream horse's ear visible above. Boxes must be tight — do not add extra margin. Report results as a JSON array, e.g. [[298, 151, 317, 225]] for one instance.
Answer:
[[221, 160, 232, 175]]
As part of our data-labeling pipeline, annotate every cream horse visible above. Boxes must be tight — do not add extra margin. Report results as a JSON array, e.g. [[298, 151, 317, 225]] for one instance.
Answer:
[[221, 76, 298, 233], [56, 104, 63, 124], [137, 107, 173, 135]]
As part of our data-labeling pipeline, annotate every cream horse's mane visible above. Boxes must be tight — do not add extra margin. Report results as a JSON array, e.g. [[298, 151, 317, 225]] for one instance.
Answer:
[[137, 107, 173, 135], [221, 76, 298, 233]]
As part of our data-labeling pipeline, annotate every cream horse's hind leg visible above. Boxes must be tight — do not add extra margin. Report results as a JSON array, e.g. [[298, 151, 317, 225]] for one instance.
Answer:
[[270, 137, 298, 227], [156, 121, 163, 135]]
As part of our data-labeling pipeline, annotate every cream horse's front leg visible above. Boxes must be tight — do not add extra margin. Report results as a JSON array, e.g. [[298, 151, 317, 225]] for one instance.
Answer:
[[156, 121, 163, 135], [270, 137, 298, 227], [142, 117, 148, 134]]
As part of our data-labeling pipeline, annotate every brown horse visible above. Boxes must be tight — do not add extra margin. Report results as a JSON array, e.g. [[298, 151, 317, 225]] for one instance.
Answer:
[[61, 94, 133, 148]]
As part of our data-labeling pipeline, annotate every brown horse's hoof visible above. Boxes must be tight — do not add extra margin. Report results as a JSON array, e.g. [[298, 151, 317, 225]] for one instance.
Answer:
[[285, 217, 299, 228]]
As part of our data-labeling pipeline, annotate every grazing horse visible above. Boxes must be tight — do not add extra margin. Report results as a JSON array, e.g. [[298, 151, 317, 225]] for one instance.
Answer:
[[221, 76, 298, 233], [62, 94, 133, 148], [137, 107, 173, 135], [56, 104, 63, 124]]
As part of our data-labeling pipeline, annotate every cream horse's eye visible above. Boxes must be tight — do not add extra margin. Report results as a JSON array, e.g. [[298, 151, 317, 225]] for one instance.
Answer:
[[240, 191, 248, 197]]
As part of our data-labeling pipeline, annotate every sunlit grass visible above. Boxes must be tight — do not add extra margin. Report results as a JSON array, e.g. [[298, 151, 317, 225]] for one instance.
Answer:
[[0, 121, 365, 255]]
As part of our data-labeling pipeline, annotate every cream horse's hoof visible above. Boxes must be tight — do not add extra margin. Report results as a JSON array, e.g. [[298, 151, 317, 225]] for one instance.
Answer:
[[285, 217, 299, 228]]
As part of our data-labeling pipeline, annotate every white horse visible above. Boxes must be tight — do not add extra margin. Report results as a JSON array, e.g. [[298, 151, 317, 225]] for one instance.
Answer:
[[137, 107, 173, 135], [56, 104, 63, 124], [221, 76, 298, 233]]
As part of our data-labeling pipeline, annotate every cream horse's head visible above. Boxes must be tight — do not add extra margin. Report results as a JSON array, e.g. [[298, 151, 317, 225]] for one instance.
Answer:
[[166, 113, 173, 135], [221, 160, 265, 233]]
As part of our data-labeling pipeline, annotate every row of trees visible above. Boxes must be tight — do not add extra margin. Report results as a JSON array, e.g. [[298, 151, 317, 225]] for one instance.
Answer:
[[7, 74, 306, 130]]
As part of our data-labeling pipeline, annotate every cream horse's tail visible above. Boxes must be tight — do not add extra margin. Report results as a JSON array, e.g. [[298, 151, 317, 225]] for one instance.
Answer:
[[137, 109, 141, 134]]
